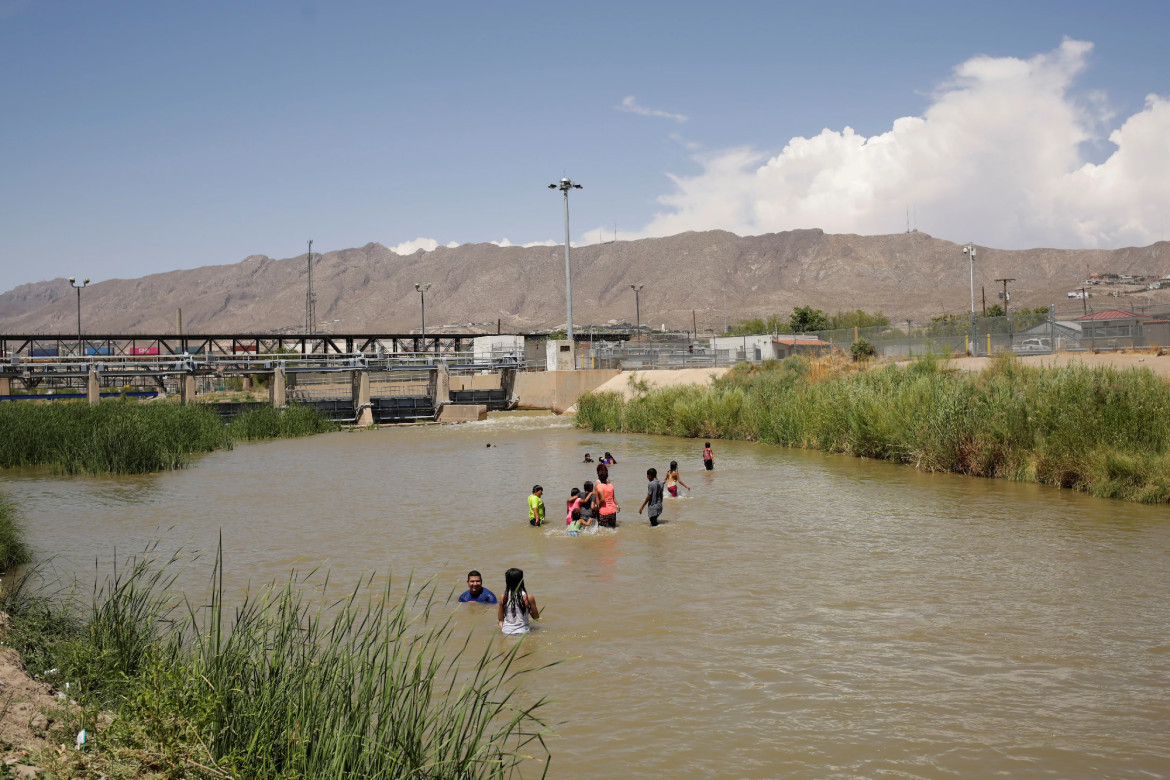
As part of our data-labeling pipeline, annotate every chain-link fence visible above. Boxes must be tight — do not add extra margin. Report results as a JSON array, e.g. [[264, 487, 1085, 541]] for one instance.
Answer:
[[543, 303, 1170, 370]]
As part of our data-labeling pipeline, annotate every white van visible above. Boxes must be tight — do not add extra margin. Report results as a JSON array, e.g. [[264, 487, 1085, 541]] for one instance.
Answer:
[[1013, 338, 1051, 352]]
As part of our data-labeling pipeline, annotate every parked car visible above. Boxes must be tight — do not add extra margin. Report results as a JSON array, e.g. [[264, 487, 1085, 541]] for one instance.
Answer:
[[1013, 338, 1051, 352]]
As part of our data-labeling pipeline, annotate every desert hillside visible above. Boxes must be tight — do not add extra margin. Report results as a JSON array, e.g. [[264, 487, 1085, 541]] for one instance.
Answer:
[[3, 230, 1169, 334]]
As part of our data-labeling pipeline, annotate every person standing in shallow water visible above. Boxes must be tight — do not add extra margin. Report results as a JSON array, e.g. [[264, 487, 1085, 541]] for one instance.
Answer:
[[702, 442, 714, 471], [595, 464, 619, 528], [498, 567, 540, 635], [638, 467, 664, 527], [528, 485, 545, 526], [665, 460, 689, 497]]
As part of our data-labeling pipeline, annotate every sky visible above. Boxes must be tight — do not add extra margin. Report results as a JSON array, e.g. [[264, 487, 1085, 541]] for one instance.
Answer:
[[1, 0, 1168, 293]]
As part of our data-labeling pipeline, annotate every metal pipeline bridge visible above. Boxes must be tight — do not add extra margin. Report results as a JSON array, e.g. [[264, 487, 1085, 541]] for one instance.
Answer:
[[0, 333, 523, 424]]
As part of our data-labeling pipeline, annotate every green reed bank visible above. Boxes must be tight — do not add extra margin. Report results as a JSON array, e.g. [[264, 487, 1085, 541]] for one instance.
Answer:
[[575, 353, 1170, 503]]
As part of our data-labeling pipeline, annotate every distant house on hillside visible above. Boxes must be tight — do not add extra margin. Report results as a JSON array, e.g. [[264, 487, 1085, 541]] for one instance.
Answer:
[[1073, 310, 1145, 349]]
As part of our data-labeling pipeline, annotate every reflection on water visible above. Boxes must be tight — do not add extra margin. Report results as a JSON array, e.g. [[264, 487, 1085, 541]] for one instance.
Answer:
[[4, 411, 1170, 778]]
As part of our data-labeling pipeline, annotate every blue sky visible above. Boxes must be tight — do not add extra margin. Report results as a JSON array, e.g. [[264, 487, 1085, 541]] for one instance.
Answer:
[[1, 0, 1168, 293]]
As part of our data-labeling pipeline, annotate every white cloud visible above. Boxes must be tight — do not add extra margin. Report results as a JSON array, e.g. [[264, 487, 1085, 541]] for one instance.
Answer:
[[391, 238, 459, 254], [391, 237, 441, 254], [491, 238, 557, 248], [617, 95, 688, 123], [633, 39, 1170, 250]]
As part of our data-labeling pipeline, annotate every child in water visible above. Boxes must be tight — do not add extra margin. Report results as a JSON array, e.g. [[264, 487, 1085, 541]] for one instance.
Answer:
[[528, 485, 546, 526], [665, 460, 690, 497], [566, 508, 584, 536], [600, 451, 617, 464], [566, 487, 582, 525], [702, 442, 714, 471]]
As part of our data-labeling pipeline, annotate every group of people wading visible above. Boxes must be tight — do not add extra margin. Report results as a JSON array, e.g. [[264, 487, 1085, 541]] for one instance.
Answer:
[[464, 443, 715, 635]]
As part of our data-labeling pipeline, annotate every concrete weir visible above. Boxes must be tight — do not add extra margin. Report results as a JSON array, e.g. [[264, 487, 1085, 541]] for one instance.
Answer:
[[1, 342, 621, 423]]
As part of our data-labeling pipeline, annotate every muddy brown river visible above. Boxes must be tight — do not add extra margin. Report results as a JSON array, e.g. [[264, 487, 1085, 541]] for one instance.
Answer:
[[4, 412, 1169, 778]]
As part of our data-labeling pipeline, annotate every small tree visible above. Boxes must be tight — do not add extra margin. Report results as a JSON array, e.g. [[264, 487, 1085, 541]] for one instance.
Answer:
[[851, 337, 876, 361], [790, 306, 828, 333]]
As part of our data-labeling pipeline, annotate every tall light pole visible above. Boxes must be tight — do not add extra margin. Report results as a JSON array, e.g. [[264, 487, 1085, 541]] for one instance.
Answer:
[[722, 287, 728, 333], [414, 283, 431, 348], [549, 177, 582, 341], [305, 239, 317, 336], [962, 243, 976, 352], [69, 276, 89, 349], [630, 284, 644, 334]]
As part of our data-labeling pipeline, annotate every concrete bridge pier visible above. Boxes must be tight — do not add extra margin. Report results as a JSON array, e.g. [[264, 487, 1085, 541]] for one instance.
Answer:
[[87, 366, 100, 404], [270, 366, 286, 407], [500, 367, 517, 406], [353, 369, 373, 426], [180, 372, 196, 404], [434, 363, 451, 413]]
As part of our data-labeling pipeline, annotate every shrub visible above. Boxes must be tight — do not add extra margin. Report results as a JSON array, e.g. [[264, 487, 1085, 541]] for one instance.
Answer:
[[850, 337, 877, 361]]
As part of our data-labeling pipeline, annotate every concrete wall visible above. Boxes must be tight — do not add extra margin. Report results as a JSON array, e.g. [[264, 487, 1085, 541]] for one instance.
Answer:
[[438, 404, 488, 423], [472, 335, 524, 363], [449, 373, 503, 390], [513, 369, 620, 414]]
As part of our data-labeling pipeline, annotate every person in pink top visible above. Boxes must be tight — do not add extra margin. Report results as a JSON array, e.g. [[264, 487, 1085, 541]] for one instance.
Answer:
[[595, 464, 620, 528], [566, 487, 582, 525]]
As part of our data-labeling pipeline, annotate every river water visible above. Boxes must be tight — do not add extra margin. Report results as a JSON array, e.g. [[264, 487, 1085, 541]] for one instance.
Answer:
[[4, 412, 1170, 778]]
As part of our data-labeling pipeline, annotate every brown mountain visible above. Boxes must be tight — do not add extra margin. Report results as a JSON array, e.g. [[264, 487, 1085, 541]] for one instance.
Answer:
[[3, 230, 1170, 335]]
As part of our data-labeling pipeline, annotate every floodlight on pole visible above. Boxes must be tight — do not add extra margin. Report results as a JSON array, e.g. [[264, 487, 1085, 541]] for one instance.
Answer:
[[549, 177, 582, 340], [414, 283, 431, 345], [69, 276, 89, 348], [630, 284, 644, 334], [962, 243, 977, 352]]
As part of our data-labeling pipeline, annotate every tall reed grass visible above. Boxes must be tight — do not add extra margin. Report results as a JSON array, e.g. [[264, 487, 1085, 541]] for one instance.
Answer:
[[0, 492, 32, 571], [227, 402, 338, 440], [0, 400, 338, 475], [576, 354, 1170, 503], [1, 541, 553, 778]]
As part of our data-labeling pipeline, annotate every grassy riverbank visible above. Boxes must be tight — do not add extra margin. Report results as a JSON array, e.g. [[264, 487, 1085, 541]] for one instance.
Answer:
[[1, 544, 551, 778], [0, 401, 339, 475], [576, 354, 1170, 503], [0, 493, 32, 571]]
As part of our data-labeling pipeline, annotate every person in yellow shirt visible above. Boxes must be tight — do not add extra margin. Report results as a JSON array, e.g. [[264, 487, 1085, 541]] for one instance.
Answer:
[[527, 485, 546, 526]]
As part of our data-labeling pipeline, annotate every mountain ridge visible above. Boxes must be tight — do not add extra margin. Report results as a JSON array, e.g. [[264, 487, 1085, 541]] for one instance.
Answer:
[[3, 230, 1169, 334]]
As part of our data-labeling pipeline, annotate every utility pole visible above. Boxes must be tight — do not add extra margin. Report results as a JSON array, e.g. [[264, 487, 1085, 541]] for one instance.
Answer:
[[1082, 288, 1088, 316], [548, 177, 583, 341], [305, 239, 316, 336], [981, 286, 986, 316], [630, 285, 644, 335], [995, 277, 1016, 350], [69, 277, 89, 352], [722, 288, 728, 334], [962, 244, 977, 353], [906, 319, 913, 357]]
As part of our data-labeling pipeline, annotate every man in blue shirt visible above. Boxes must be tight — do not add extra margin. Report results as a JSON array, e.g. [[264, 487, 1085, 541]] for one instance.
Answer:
[[458, 570, 497, 603]]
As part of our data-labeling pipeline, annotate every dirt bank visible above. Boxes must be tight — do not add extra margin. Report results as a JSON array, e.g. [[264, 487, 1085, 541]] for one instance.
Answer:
[[0, 615, 61, 776], [949, 351, 1170, 377], [562, 367, 730, 412]]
